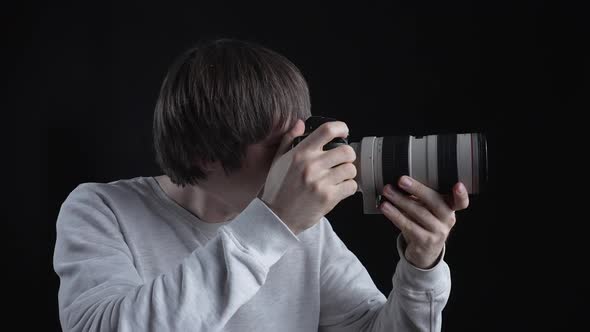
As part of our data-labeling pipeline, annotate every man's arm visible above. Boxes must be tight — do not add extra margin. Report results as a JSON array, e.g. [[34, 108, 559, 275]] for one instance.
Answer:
[[54, 183, 299, 332], [318, 219, 451, 332]]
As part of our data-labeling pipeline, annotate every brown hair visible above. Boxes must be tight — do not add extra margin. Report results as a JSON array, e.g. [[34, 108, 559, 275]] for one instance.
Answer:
[[153, 39, 311, 186]]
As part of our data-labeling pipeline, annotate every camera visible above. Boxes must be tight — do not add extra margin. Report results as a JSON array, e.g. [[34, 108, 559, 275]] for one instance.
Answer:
[[291, 116, 488, 214]]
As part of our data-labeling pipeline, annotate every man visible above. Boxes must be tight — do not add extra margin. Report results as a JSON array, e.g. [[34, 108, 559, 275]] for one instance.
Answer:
[[54, 39, 469, 331]]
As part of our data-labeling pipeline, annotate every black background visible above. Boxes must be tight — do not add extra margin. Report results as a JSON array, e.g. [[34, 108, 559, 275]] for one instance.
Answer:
[[16, 0, 588, 330]]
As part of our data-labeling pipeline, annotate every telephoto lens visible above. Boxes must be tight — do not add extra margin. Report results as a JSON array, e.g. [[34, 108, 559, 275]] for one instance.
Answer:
[[350, 133, 488, 214], [292, 116, 488, 214]]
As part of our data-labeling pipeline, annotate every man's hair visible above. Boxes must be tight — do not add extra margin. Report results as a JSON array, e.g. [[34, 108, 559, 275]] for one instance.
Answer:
[[153, 38, 312, 187]]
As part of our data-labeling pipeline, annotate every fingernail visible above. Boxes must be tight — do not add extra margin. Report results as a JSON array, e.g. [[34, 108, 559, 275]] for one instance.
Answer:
[[399, 176, 412, 188]]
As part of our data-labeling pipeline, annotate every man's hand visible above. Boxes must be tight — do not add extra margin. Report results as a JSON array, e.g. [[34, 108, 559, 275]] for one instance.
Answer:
[[261, 119, 358, 235], [379, 176, 469, 269]]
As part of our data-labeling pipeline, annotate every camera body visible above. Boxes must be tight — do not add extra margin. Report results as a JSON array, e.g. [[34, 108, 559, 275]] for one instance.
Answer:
[[291, 116, 488, 214], [291, 116, 349, 150]]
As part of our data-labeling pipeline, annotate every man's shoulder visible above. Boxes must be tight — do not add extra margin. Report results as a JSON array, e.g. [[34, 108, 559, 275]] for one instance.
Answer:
[[63, 176, 152, 207]]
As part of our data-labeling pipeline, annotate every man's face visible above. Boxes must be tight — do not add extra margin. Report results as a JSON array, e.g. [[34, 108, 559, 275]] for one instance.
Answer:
[[212, 121, 291, 209]]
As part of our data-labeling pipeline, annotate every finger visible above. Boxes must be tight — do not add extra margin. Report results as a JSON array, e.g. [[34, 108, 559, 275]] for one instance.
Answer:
[[379, 200, 430, 240], [382, 185, 439, 232], [317, 144, 356, 169], [334, 178, 358, 201], [272, 119, 306, 164], [450, 182, 470, 211], [325, 162, 357, 185], [397, 176, 452, 219], [297, 121, 349, 152]]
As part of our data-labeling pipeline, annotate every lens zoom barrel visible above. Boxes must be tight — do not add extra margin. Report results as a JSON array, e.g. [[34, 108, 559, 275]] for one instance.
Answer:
[[382, 136, 409, 190], [437, 134, 459, 194], [379, 133, 487, 195]]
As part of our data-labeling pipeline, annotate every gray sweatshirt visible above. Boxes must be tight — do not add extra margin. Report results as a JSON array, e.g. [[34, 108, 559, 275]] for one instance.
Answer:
[[53, 176, 451, 331]]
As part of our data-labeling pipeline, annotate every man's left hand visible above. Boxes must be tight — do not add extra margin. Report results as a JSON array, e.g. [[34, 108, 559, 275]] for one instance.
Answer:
[[379, 176, 469, 269]]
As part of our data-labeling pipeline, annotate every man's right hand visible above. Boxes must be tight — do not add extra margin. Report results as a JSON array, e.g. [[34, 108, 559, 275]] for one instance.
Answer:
[[260, 119, 358, 235]]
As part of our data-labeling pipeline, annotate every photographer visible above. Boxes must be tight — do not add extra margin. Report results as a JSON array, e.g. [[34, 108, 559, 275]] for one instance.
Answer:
[[54, 38, 469, 331]]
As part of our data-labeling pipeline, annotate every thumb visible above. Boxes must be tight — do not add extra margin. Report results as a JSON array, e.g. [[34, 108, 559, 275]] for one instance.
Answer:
[[272, 119, 305, 162]]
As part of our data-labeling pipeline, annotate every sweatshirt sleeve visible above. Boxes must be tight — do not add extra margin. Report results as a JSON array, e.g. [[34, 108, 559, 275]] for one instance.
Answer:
[[318, 219, 451, 332], [53, 183, 300, 332]]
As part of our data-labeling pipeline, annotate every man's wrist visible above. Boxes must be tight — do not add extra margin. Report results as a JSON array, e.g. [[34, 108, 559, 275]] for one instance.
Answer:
[[394, 234, 450, 292], [258, 198, 299, 234], [405, 249, 444, 270], [398, 235, 446, 271]]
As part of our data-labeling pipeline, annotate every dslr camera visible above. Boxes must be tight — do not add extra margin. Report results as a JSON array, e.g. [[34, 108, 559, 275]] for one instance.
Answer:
[[292, 116, 488, 214]]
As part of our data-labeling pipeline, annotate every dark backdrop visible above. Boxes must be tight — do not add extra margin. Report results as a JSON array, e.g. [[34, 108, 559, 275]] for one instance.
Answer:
[[19, 0, 589, 330]]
